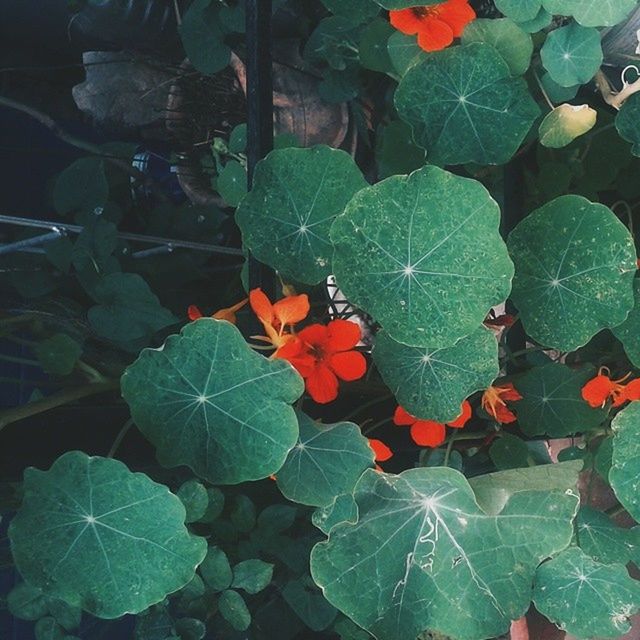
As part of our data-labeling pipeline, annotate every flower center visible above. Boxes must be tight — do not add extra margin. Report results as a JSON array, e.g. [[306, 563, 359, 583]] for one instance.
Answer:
[[412, 5, 439, 18]]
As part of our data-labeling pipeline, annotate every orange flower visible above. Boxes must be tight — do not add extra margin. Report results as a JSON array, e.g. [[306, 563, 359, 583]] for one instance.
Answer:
[[279, 319, 367, 404], [249, 288, 309, 354], [369, 438, 393, 462], [389, 0, 475, 52], [581, 367, 634, 408], [393, 401, 471, 447], [187, 299, 248, 324], [481, 383, 522, 424]]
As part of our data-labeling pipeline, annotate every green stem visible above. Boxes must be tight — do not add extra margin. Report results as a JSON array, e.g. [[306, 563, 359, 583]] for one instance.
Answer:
[[108, 418, 134, 458], [0, 380, 119, 431], [363, 417, 392, 436], [0, 353, 41, 367], [443, 429, 458, 467], [76, 360, 107, 384], [605, 503, 627, 518]]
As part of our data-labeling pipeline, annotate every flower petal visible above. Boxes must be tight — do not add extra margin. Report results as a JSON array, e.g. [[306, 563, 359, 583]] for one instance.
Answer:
[[493, 405, 518, 424], [438, 0, 476, 37], [187, 305, 203, 321], [273, 293, 310, 327], [249, 288, 274, 325], [369, 438, 393, 462], [389, 8, 424, 35], [326, 319, 361, 352], [213, 298, 248, 324], [447, 399, 472, 429], [581, 375, 614, 408], [330, 351, 367, 382], [393, 405, 416, 426], [624, 378, 640, 402], [306, 365, 339, 404], [410, 420, 446, 447], [298, 323, 329, 348], [416, 18, 454, 52]]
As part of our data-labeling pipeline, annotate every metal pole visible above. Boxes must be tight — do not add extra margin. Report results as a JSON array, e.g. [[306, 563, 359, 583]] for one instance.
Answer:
[[0, 230, 62, 256], [245, 0, 276, 297]]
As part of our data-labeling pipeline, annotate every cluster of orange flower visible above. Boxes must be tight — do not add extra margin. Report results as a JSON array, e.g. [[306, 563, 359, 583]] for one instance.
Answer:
[[581, 367, 640, 408]]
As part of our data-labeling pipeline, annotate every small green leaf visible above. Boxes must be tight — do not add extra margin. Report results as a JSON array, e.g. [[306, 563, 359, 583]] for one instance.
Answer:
[[9, 451, 207, 619], [217, 160, 247, 207], [533, 547, 640, 638], [494, 0, 541, 22], [507, 195, 637, 350], [577, 506, 640, 565], [331, 165, 514, 348], [175, 617, 206, 640], [595, 436, 614, 481], [518, 7, 552, 32], [387, 31, 426, 77], [232, 559, 274, 594], [34, 334, 82, 376], [228, 124, 247, 154], [395, 43, 540, 165], [230, 495, 256, 532], [359, 18, 394, 73], [196, 487, 224, 523], [176, 480, 209, 523], [539, 103, 597, 148], [35, 617, 65, 640], [282, 578, 338, 631], [610, 403, 640, 522], [7, 582, 48, 621], [256, 504, 297, 534], [616, 92, 640, 158], [121, 319, 303, 484], [236, 145, 367, 285], [540, 23, 603, 87], [373, 326, 498, 422], [47, 598, 81, 631], [199, 546, 232, 592], [542, 0, 637, 27], [540, 72, 580, 103], [53, 158, 109, 217], [489, 433, 531, 470], [462, 19, 534, 76], [375, 120, 426, 178], [276, 412, 374, 507], [513, 362, 606, 437], [218, 589, 251, 631]]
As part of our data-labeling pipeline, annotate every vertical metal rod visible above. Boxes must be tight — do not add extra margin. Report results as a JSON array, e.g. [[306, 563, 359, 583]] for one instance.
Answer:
[[245, 0, 276, 298]]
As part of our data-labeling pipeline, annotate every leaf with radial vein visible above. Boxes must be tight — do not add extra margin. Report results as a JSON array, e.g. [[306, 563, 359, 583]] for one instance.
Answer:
[[394, 43, 540, 165], [610, 402, 640, 522], [540, 23, 603, 87], [235, 145, 367, 285], [276, 412, 375, 507], [311, 468, 578, 640], [8, 451, 206, 619], [533, 547, 640, 639], [121, 319, 303, 484], [512, 362, 606, 437], [542, 0, 637, 27], [613, 278, 640, 367], [507, 195, 636, 351], [373, 326, 498, 422], [330, 165, 514, 349]]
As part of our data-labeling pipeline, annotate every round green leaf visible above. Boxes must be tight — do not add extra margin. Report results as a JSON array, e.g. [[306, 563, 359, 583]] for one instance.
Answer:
[[231, 559, 274, 594], [395, 43, 540, 165], [34, 334, 82, 376], [373, 326, 498, 422], [176, 480, 209, 523], [311, 467, 578, 640], [533, 547, 640, 638], [518, 7, 553, 32], [610, 402, 640, 522], [175, 618, 205, 640], [331, 165, 514, 348], [577, 506, 640, 565], [513, 362, 606, 436], [276, 412, 374, 507], [8, 451, 207, 619], [542, 0, 637, 27], [540, 23, 603, 87], [217, 160, 247, 207], [538, 103, 597, 148], [613, 277, 640, 367], [387, 31, 426, 76], [494, 0, 541, 22], [489, 433, 531, 469], [235, 145, 367, 285], [35, 617, 65, 640], [121, 319, 303, 484], [218, 590, 251, 631], [616, 92, 640, 158], [376, 120, 426, 178], [199, 546, 232, 592], [53, 158, 108, 218], [7, 582, 48, 621], [358, 18, 394, 73], [540, 72, 580, 103], [230, 494, 256, 532], [462, 19, 534, 76], [507, 195, 637, 350]]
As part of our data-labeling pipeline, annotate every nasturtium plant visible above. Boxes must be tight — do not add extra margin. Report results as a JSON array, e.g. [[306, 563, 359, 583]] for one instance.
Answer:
[[494, 0, 541, 23], [121, 319, 304, 484], [395, 43, 540, 165], [508, 195, 637, 350], [311, 467, 578, 640], [373, 326, 498, 422], [235, 145, 366, 284], [542, 0, 638, 27], [538, 103, 597, 148], [613, 277, 640, 367], [331, 165, 514, 348], [610, 402, 640, 522], [616, 92, 640, 157], [8, 451, 207, 618]]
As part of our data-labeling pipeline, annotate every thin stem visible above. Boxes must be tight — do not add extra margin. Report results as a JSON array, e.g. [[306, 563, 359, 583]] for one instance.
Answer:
[[108, 418, 134, 458], [76, 360, 107, 384], [510, 617, 529, 640], [443, 429, 458, 467], [533, 70, 554, 110], [0, 353, 41, 367], [0, 380, 119, 431], [363, 417, 392, 436]]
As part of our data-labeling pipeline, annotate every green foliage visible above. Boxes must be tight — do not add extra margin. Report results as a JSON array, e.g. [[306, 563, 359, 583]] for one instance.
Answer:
[[218, 589, 251, 630], [53, 158, 109, 218], [613, 277, 640, 367], [542, 0, 638, 27], [616, 93, 640, 157], [231, 559, 274, 594], [538, 104, 597, 148], [610, 402, 640, 522], [34, 334, 82, 375]]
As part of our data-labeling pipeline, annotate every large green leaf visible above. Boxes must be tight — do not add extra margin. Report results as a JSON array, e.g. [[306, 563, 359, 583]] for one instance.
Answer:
[[373, 326, 498, 422], [330, 165, 514, 348], [235, 145, 366, 285], [311, 467, 578, 640], [8, 451, 206, 619], [276, 412, 374, 507], [616, 92, 640, 158], [461, 19, 534, 76], [533, 547, 640, 638], [507, 195, 637, 350], [121, 319, 304, 484], [395, 43, 540, 165], [542, 0, 637, 27], [372, 0, 443, 8], [610, 402, 640, 522], [513, 362, 606, 436], [494, 0, 541, 22], [540, 23, 603, 87], [53, 158, 109, 218], [577, 506, 640, 565], [613, 277, 640, 367]]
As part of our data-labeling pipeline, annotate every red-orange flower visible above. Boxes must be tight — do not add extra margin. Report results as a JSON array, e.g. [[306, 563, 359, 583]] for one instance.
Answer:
[[581, 367, 636, 408], [279, 319, 367, 404], [393, 401, 471, 447], [188, 299, 248, 324], [481, 383, 522, 424], [369, 438, 393, 462], [389, 0, 476, 52]]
